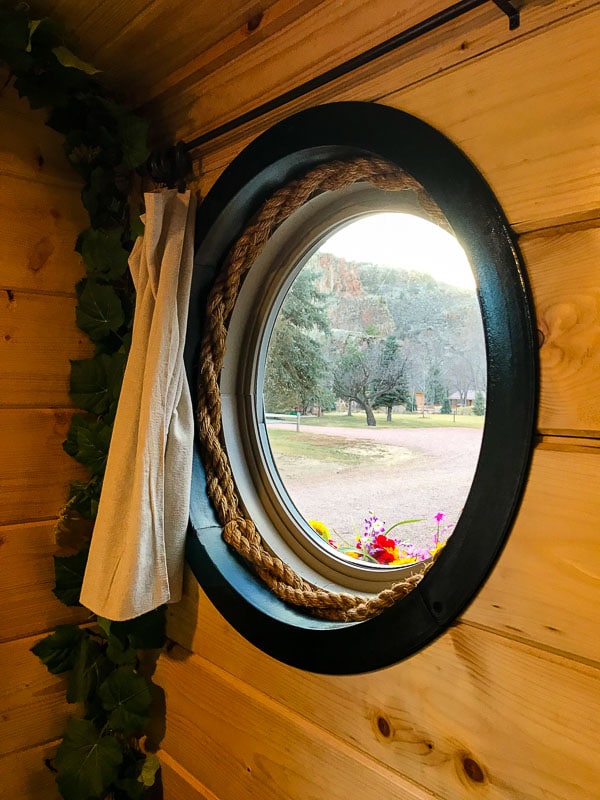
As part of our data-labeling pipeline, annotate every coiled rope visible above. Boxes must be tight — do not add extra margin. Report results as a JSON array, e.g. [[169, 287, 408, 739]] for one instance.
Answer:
[[196, 156, 446, 621]]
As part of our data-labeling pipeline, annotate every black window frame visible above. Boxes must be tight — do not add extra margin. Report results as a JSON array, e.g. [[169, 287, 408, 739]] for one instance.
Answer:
[[184, 102, 538, 675]]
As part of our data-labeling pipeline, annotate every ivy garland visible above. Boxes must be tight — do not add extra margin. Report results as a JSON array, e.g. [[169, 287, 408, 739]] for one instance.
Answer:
[[1, 6, 166, 799]]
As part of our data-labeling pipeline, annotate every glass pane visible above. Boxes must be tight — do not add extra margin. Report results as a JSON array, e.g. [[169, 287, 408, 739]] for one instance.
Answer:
[[263, 213, 486, 568]]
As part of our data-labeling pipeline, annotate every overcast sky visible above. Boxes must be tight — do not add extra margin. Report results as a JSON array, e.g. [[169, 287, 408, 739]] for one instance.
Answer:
[[319, 212, 475, 290]]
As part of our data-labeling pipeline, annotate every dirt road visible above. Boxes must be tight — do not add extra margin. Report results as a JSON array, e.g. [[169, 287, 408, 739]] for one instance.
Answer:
[[269, 424, 484, 548]]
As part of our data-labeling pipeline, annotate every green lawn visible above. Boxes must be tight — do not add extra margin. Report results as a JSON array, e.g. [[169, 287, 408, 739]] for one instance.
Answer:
[[297, 410, 485, 430], [266, 429, 387, 464]]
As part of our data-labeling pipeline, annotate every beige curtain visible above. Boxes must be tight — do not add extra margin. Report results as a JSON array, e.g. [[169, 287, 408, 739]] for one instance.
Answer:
[[80, 189, 197, 620]]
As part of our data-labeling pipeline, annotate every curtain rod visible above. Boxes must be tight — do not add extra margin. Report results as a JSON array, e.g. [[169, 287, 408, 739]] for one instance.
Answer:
[[149, 0, 520, 186]]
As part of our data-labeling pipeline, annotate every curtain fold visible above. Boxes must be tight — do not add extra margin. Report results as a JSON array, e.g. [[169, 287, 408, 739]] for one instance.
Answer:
[[80, 189, 197, 620]]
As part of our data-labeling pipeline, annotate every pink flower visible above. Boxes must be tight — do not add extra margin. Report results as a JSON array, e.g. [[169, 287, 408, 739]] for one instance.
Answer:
[[434, 512, 445, 523]]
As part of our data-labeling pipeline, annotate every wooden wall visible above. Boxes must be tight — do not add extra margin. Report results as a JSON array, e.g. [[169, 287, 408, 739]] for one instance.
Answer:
[[146, 2, 600, 799], [0, 79, 90, 795], [1, 2, 599, 799]]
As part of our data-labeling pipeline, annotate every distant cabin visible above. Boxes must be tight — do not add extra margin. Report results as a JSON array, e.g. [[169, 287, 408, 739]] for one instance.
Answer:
[[448, 389, 484, 408]]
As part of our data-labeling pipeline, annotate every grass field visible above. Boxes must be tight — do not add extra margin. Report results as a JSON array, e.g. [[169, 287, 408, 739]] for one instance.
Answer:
[[266, 428, 408, 464], [298, 410, 485, 430]]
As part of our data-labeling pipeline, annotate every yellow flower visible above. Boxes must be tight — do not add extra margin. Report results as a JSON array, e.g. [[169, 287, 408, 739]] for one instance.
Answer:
[[344, 551, 361, 559], [389, 556, 418, 566], [309, 519, 330, 540], [429, 541, 445, 557]]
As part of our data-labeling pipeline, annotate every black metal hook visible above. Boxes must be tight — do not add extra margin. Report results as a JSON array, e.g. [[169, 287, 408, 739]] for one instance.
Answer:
[[491, 0, 520, 30], [147, 141, 192, 192]]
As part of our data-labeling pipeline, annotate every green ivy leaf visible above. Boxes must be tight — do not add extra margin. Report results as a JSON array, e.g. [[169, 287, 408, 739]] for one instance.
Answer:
[[55, 717, 124, 800], [106, 349, 128, 403], [96, 617, 112, 639], [63, 414, 88, 458], [96, 98, 150, 170], [138, 754, 160, 788], [129, 211, 145, 241], [111, 607, 167, 650], [53, 547, 89, 606], [63, 414, 112, 475], [77, 228, 130, 282], [76, 280, 124, 341], [98, 666, 152, 736], [118, 112, 150, 169], [70, 355, 111, 414], [67, 633, 112, 705], [81, 167, 125, 228], [30, 625, 85, 674], [77, 420, 112, 475], [106, 634, 138, 666], [68, 478, 102, 520], [27, 17, 61, 52], [52, 45, 100, 75]]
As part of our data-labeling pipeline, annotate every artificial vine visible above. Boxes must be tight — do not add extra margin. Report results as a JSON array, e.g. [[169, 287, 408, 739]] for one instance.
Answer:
[[1, 5, 165, 798]]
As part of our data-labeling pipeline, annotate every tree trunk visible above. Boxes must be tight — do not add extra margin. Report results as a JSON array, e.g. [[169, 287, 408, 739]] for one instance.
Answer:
[[364, 402, 376, 426], [347, 399, 352, 416], [386, 405, 392, 422]]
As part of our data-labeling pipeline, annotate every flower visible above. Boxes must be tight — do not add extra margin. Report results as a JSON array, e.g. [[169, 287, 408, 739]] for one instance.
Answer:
[[309, 519, 330, 540], [309, 510, 452, 567]]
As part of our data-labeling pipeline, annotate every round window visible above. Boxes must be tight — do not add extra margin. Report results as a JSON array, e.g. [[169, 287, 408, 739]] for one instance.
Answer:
[[186, 103, 537, 674]]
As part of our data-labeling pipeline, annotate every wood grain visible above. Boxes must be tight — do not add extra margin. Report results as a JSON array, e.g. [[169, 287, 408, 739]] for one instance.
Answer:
[[0, 408, 88, 526], [30, 0, 283, 99], [0, 73, 80, 189], [382, 7, 600, 232], [0, 291, 92, 408], [0, 174, 86, 295], [155, 2, 600, 236], [156, 632, 600, 800], [462, 448, 600, 664], [0, 520, 89, 643], [159, 750, 224, 800], [0, 635, 70, 756], [171, 443, 600, 663], [157, 648, 437, 800], [0, 740, 61, 799], [148, 0, 595, 145], [521, 226, 600, 435]]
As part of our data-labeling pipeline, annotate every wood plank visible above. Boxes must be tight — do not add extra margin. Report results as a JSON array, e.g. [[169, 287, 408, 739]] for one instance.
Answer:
[[0, 520, 89, 643], [0, 174, 86, 295], [462, 448, 600, 664], [159, 749, 223, 800], [0, 740, 61, 799], [183, 4, 600, 232], [0, 75, 81, 189], [156, 632, 600, 800], [171, 444, 600, 665], [157, 648, 436, 800], [521, 226, 600, 435], [0, 291, 93, 408], [37, 0, 282, 100], [148, 0, 595, 143], [0, 635, 70, 757], [137, 0, 325, 107], [537, 434, 600, 454], [382, 8, 600, 232], [95, 0, 301, 100], [0, 408, 88, 526]]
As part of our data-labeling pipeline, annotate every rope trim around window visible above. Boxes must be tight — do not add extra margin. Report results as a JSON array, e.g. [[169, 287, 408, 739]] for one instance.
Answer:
[[196, 156, 447, 621]]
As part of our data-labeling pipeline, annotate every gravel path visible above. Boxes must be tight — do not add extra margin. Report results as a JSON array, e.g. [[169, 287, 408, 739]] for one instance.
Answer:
[[269, 424, 484, 548]]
